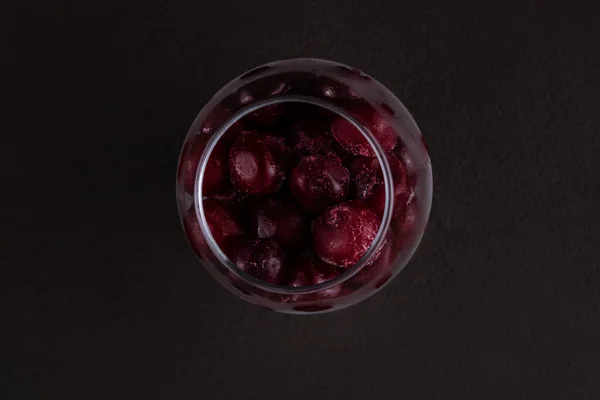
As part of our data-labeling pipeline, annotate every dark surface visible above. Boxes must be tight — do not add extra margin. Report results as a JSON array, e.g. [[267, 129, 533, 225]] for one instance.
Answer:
[[2, 0, 600, 398]]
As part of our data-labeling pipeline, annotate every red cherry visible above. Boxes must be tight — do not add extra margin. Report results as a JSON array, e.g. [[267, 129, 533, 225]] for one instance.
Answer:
[[209, 188, 248, 206], [182, 208, 208, 256], [199, 105, 244, 138], [238, 78, 290, 126], [281, 251, 342, 301], [289, 155, 350, 213], [279, 266, 312, 302], [229, 131, 288, 195], [393, 198, 419, 244], [251, 197, 309, 248], [346, 230, 394, 289], [393, 144, 419, 188], [330, 105, 398, 156], [203, 198, 245, 248], [350, 153, 411, 218], [288, 268, 311, 288], [178, 139, 201, 194], [201, 139, 231, 196], [231, 239, 286, 284], [287, 119, 338, 158], [312, 201, 381, 268], [179, 134, 240, 195], [308, 257, 343, 298]]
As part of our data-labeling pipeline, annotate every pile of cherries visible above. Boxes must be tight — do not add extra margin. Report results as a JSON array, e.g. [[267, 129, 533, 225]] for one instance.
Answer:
[[179, 72, 419, 300]]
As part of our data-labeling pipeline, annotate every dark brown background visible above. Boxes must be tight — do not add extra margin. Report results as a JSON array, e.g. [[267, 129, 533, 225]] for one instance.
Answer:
[[2, 0, 600, 398]]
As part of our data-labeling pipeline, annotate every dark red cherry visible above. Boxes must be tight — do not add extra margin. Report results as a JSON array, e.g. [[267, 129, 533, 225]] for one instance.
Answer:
[[182, 208, 208, 256], [201, 139, 231, 196], [178, 139, 202, 194], [229, 131, 288, 195], [203, 198, 245, 248], [393, 198, 419, 245], [346, 230, 394, 289], [287, 119, 338, 158], [199, 105, 245, 140], [289, 155, 350, 213], [251, 197, 309, 248], [308, 256, 343, 298], [238, 78, 290, 126], [330, 105, 398, 156], [350, 153, 411, 218], [312, 201, 381, 268], [281, 251, 342, 301], [231, 239, 286, 284], [393, 144, 419, 188]]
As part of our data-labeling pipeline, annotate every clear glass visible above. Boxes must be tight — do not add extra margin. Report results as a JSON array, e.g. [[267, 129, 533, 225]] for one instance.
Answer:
[[176, 58, 432, 314]]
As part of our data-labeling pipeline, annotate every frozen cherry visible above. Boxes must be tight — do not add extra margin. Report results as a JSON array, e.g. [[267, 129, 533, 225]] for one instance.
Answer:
[[312, 201, 381, 268], [231, 239, 286, 284], [251, 197, 308, 248], [179, 134, 239, 195], [199, 105, 244, 138], [308, 256, 343, 298], [179, 139, 202, 194], [201, 139, 231, 196], [346, 230, 394, 289], [238, 78, 290, 126], [394, 198, 419, 242], [281, 251, 342, 302], [280, 267, 312, 303], [393, 144, 419, 188], [288, 119, 338, 158], [203, 198, 245, 248], [287, 268, 311, 288], [229, 131, 288, 195], [330, 105, 398, 156], [182, 208, 208, 256], [210, 188, 248, 206], [289, 155, 350, 213], [350, 153, 411, 218]]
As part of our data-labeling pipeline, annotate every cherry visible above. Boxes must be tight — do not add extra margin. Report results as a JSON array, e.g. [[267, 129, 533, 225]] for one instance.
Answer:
[[178, 139, 201, 194], [281, 251, 342, 302], [203, 198, 245, 249], [210, 188, 248, 206], [231, 239, 286, 284], [330, 105, 398, 156], [199, 105, 245, 139], [312, 201, 381, 268], [201, 139, 231, 196], [229, 131, 288, 195], [287, 268, 311, 288], [179, 133, 240, 195], [238, 77, 290, 126], [393, 198, 419, 244], [251, 197, 308, 248], [350, 153, 411, 218], [308, 256, 343, 298], [393, 143, 419, 188], [289, 155, 350, 213], [346, 230, 394, 289], [287, 119, 338, 158], [182, 208, 208, 256]]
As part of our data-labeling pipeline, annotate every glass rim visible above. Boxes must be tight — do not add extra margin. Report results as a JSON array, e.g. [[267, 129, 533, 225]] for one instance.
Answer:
[[194, 95, 394, 295]]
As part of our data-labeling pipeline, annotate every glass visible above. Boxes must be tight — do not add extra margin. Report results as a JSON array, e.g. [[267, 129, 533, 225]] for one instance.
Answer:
[[176, 58, 432, 314]]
